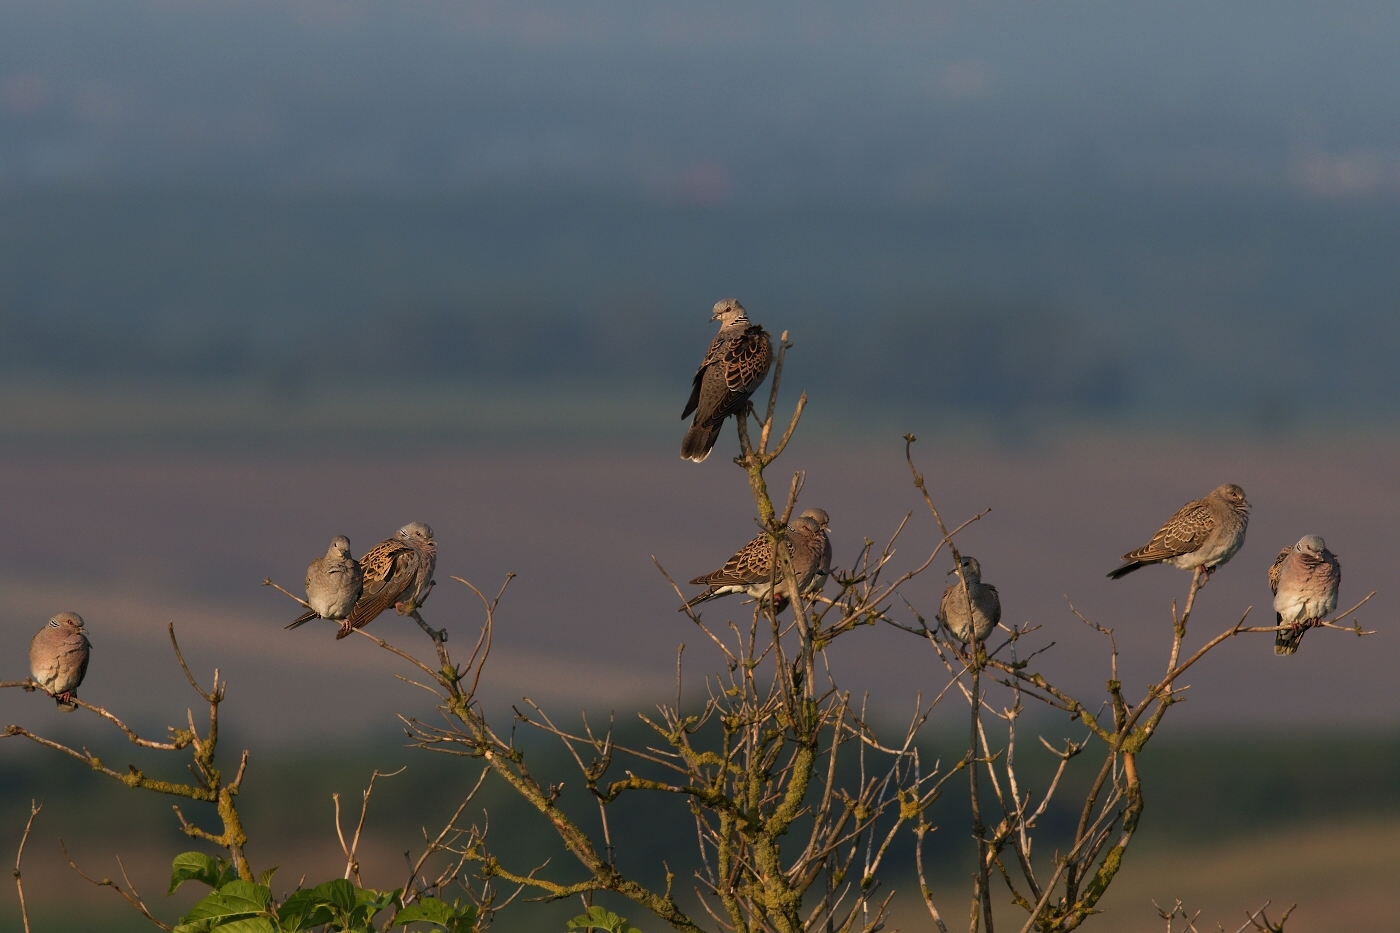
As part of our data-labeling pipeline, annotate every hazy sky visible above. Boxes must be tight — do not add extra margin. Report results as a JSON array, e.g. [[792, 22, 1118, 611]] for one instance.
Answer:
[[3, 2, 1400, 198], [2, 2, 1398, 433]]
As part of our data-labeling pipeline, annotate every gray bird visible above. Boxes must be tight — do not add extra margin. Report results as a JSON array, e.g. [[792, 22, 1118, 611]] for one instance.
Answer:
[[289, 522, 436, 639], [680, 299, 774, 463], [1108, 484, 1250, 580], [1269, 535, 1341, 656], [287, 535, 365, 637], [30, 612, 91, 712], [684, 509, 830, 611], [937, 556, 1001, 644]]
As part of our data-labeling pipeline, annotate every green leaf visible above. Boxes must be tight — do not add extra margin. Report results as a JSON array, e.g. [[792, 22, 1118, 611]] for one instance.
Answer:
[[172, 922, 211, 933], [181, 882, 271, 925], [169, 851, 221, 895], [391, 897, 478, 931], [308, 878, 357, 914], [567, 905, 642, 933], [207, 919, 276, 933], [353, 885, 398, 916], [255, 866, 278, 888], [276, 890, 334, 932]]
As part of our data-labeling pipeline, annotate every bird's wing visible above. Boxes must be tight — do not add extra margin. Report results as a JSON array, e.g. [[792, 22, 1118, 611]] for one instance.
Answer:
[[358, 538, 407, 584], [1123, 499, 1215, 562], [682, 331, 731, 420], [1268, 547, 1291, 595], [343, 540, 417, 632], [74, 634, 91, 688], [700, 326, 773, 427], [982, 583, 1002, 625], [690, 533, 782, 586], [937, 582, 961, 624]]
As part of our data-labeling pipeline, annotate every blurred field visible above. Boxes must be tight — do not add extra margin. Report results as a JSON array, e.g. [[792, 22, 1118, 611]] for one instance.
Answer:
[[0, 433, 1393, 736], [2, 731, 1399, 931], [904, 816, 1400, 933]]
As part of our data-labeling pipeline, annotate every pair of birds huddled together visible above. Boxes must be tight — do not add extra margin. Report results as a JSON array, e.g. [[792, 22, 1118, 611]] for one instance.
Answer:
[[286, 522, 436, 638], [930, 486, 1341, 655]]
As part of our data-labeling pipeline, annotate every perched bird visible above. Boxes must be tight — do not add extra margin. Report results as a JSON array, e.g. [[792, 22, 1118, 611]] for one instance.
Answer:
[[1108, 484, 1250, 580], [937, 556, 1001, 644], [802, 508, 834, 597], [30, 612, 91, 712], [680, 299, 773, 463], [684, 509, 831, 611], [289, 522, 436, 639], [287, 535, 365, 637], [1269, 535, 1341, 656]]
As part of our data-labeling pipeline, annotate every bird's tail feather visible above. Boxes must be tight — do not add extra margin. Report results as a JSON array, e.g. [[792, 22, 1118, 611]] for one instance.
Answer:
[[56, 697, 78, 713], [681, 421, 722, 462], [1107, 560, 1149, 580], [286, 609, 318, 630], [681, 590, 719, 611], [1275, 614, 1306, 656]]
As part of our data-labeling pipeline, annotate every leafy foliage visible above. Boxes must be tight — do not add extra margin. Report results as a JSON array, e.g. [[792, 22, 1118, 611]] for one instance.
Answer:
[[169, 853, 476, 933]]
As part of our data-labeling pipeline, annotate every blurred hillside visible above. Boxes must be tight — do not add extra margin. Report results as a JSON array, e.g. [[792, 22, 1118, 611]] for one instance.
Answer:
[[2, 730, 1398, 932]]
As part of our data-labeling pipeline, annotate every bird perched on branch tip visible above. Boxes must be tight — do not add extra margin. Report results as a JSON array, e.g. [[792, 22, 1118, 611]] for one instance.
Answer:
[[680, 299, 773, 463], [30, 612, 91, 712], [1269, 535, 1340, 656], [1108, 484, 1249, 580]]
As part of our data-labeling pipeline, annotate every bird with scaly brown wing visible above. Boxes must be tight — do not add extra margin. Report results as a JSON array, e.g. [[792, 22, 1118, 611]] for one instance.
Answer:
[[680, 298, 773, 463], [683, 510, 830, 612], [1108, 484, 1250, 581]]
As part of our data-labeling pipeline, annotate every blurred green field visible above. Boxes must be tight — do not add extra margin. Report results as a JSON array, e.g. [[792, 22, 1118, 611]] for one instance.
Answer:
[[2, 729, 1396, 932]]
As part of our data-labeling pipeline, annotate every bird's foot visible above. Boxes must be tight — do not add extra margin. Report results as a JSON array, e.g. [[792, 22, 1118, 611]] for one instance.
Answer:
[[337, 620, 354, 638], [56, 691, 73, 704]]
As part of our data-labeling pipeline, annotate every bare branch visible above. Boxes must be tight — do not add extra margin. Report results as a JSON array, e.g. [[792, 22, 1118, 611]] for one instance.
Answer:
[[61, 840, 173, 931], [13, 800, 40, 933]]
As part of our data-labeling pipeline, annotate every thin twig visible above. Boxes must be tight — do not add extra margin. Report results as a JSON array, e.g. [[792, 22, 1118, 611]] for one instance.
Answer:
[[61, 840, 173, 931], [14, 800, 40, 933], [261, 577, 315, 612], [337, 767, 407, 884]]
